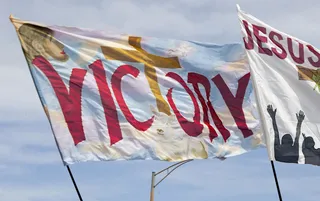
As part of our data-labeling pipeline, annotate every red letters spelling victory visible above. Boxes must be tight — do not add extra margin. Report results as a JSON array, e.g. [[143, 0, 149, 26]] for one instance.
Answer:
[[32, 55, 253, 146]]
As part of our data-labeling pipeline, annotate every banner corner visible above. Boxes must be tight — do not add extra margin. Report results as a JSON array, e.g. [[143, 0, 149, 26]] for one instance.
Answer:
[[9, 14, 15, 22]]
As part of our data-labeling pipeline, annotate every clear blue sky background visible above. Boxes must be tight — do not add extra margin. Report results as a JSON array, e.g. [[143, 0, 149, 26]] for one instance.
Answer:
[[1, 0, 320, 200]]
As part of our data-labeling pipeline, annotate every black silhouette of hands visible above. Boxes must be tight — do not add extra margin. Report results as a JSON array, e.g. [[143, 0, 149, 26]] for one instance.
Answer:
[[267, 105, 277, 119], [296, 110, 305, 122]]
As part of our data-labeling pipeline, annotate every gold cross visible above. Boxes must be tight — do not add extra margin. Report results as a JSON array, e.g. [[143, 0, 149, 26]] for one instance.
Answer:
[[101, 36, 182, 115]]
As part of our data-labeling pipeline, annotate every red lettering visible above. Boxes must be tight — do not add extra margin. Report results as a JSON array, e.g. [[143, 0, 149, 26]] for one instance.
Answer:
[[253, 24, 272, 56], [269, 31, 287, 59], [111, 65, 154, 131], [307, 45, 320, 67], [187, 73, 231, 142], [32, 56, 86, 145], [242, 20, 254, 50], [89, 60, 123, 145], [166, 72, 203, 137], [287, 37, 304, 64], [212, 73, 253, 138]]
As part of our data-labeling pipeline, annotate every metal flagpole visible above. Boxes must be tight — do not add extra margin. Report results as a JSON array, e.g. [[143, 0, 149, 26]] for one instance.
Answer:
[[149, 159, 193, 201], [270, 161, 283, 201], [237, 31, 284, 200], [248, 70, 284, 200], [66, 165, 84, 201], [11, 16, 85, 201]]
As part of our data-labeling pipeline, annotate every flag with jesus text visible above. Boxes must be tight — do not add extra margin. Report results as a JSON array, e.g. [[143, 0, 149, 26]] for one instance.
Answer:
[[238, 6, 320, 166], [11, 15, 262, 165]]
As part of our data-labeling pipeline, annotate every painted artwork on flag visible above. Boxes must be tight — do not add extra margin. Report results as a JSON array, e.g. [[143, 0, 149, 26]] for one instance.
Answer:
[[238, 5, 320, 166], [11, 15, 262, 165]]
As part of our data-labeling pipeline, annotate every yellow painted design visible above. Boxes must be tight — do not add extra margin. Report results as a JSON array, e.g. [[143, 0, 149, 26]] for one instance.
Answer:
[[101, 36, 182, 115], [297, 65, 320, 92]]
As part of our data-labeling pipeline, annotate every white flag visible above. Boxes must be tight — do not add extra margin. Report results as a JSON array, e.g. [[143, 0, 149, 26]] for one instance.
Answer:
[[237, 5, 320, 166], [10, 15, 262, 165]]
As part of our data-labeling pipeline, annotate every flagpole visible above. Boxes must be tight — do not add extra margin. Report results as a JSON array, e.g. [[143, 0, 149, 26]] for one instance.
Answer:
[[236, 35, 283, 201], [11, 21, 85, 200], [270, 161, 283, 201], [67, 165, 83, 201], [248, 71, 284, 200], [247, 71, 284, 200], [237, 6, 284, 200], [246, 67, 284, 201], [249, 74, 284, 200]]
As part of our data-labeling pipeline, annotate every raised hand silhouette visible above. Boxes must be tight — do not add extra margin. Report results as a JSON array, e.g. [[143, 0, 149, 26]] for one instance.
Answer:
[[267, 105, 277, 119], [266, 104, 304, 164], [296, 110, 305, 122], [294, 110, 304, 147]]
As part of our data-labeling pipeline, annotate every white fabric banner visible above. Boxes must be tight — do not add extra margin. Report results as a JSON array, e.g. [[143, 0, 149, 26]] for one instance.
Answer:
[[238, 5, 320, 166], [11, 15, 262, 165]]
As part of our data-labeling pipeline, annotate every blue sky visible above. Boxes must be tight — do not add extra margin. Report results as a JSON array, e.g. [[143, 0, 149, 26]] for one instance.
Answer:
[[1, 0, 320, 200]]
